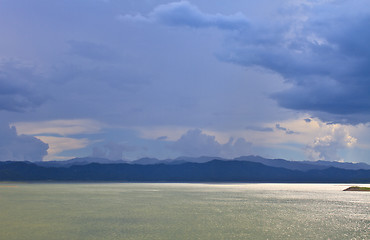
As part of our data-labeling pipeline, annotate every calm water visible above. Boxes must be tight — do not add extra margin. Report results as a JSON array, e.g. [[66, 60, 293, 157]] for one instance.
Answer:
[[0, 183, 368, 240]]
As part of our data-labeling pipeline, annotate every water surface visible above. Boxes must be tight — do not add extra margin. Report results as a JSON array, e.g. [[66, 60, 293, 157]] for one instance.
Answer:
[[0, 183, 368, 240]]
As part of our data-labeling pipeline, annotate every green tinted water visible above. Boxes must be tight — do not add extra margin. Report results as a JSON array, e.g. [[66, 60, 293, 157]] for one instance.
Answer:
[[0, 183, 368, 240]]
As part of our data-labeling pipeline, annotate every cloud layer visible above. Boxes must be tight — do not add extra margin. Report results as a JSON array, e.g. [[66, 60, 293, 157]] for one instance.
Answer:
[[0, 121, 48, 161], [121, 1, 249, 30], [1, 0, 370, 163], [171, 129, 252, 158]]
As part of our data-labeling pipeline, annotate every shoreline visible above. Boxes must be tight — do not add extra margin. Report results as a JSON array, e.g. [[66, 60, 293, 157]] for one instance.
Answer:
[[343, 186, 370, 191]]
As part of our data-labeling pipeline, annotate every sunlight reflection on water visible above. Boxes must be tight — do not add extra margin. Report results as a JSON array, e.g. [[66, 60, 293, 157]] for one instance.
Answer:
[[0, 183, 368, 240]]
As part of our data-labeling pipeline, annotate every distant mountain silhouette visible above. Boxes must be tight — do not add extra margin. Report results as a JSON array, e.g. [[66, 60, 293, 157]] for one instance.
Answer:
[[234, 156, 370, 171], [32, 155, 370, 171], [300, 160, 370, 170], [130, 157, 162, 165], [1, 160, 369, 182], [34, 157, 128, 167], [129, 156, 226, 165]]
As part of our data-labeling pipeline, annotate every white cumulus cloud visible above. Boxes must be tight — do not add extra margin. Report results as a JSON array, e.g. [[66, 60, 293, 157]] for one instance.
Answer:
[[305, 126, 357, 161]]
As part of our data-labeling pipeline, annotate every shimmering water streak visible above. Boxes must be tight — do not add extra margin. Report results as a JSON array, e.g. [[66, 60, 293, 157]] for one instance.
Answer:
[[0, 183, 368, 240]]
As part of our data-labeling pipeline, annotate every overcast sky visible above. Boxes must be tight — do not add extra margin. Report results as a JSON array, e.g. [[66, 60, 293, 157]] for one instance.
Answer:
[[1, 0, 370, 163]]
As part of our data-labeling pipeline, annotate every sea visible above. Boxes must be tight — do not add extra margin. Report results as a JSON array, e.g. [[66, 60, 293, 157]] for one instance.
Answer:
[[0, 183, 368, 240]]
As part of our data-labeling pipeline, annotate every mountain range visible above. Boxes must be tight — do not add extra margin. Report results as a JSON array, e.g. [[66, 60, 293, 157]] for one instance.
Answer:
[[0, 156, 369, 182], [34, 155, 370, 170]]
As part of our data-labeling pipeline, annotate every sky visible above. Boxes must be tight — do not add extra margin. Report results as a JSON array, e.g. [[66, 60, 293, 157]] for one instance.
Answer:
[[1, 0, 370, 163]]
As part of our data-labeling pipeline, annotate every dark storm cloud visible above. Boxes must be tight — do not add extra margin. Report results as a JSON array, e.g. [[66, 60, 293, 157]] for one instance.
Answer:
[[135, 1, 370, 124], [225, 3, 370, 123], [0, 61, 48, 112], [0, 121, 48, 161]]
